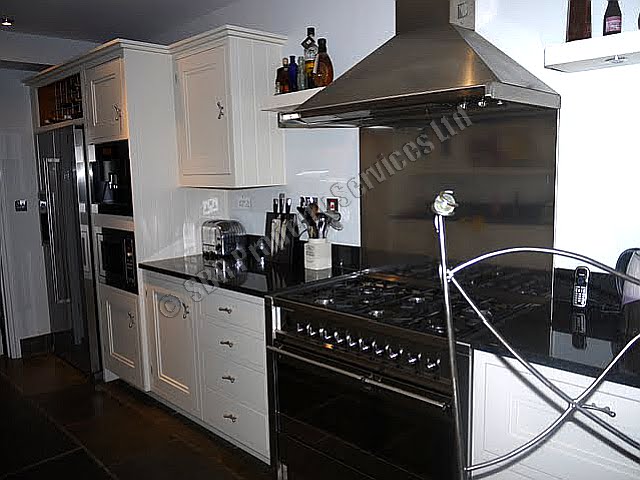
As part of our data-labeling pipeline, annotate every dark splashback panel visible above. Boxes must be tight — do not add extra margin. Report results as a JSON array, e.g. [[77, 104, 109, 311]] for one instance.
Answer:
[[359, 109, 558, 269]]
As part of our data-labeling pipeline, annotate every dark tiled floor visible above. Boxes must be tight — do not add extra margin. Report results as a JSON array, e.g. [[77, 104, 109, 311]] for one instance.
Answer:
[[0, 355, 271, 480]]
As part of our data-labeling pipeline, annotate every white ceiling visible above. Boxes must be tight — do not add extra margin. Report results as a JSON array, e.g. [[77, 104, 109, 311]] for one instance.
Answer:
[[0, 0, 239, 43]]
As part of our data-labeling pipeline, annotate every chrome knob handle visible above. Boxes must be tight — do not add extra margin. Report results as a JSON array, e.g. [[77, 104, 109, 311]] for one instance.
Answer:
[[219, 340, 234, 348], [128, 312, 135, 329], [307, 325, 317, 337], [296, 323, 305, 333], [182, 302, 190, 319], [359, 339, 371, 352], [347, 335, 358, 348], [222, 375, 236, 384], [319, 328, 332, 341], [333, 332, 345, 345], [407, 353, 422, 366], [425, 357, 441, 372], [387, 347, 403, 361], [373, 342, 385, 357], [218, 307, 233, 315], [217, 101, 225, 119], [223, 413, 237, 423]]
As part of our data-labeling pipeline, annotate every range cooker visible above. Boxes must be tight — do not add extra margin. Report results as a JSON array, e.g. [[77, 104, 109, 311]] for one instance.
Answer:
[[266, 262, 552, 480]]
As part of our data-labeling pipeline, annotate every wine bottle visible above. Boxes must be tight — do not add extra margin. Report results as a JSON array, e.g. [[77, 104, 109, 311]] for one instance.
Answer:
[[313, 38, 334, 87], [566, 0, 592, 41], [276, 58, 290, 94], [297, 56, 307, 91], [603, 0, 622, 35], [288, 55, 298, 92], [302, 27, 318, 89]]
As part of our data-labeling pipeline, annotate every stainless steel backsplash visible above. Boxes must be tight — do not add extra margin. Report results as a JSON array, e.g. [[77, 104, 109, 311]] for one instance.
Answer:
[[358, 109, 558, 269]]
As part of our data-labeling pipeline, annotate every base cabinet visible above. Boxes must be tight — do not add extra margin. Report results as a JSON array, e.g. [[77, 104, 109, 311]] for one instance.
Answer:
[[472, 351, 640, 479], [143, 272, 270, 462], [145, 274, 199, 416], [98, 284, 144, 389]]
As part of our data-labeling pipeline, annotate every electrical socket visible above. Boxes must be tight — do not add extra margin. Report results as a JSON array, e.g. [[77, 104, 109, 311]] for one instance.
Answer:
[[237, 195, 252, 209], [202, 197, 219, 216]]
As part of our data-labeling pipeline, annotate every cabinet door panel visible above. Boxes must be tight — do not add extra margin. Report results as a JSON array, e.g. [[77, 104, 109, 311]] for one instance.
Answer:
[[176, 46, 231, 177], [86, 58, 127, 143], [147, 284, 199, 415], [100, 285, 140, 386], [472, 352, 640, 480]]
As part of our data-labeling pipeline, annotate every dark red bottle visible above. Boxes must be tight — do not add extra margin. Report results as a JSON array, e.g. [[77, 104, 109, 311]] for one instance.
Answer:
[[566, 0, 592, 41], [604, 0, 622, 36]]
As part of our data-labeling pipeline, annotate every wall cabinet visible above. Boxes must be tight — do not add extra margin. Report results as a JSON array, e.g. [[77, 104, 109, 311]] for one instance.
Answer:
[[145, 274, 199, 416], [171, 26, 286, 188], [98, 283, 144, 389], [472, 351, 640, 479], [85, 58, 128, 144], [142, 271, 270, 462]]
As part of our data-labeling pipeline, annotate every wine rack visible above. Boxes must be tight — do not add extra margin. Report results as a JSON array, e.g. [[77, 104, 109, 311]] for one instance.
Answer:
[[37, 73, 83, 126]]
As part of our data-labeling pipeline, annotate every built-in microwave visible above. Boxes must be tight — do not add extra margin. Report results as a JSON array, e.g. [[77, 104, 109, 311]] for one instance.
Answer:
[[96, 228, 137, 294], [91, 140, 133, 217]]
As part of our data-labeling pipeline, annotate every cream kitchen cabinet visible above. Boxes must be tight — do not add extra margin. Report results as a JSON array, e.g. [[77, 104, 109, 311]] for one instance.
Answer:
[[142, 270, 270, 463], [98, 283, 144, 389], [472, 350, 640, 479], [171, 25, 286, 188], [85, 57, 128, 144], [145, 273, 200, 416]]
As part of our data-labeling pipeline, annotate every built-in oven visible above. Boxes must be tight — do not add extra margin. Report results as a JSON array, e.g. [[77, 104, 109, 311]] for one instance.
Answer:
[[96, 227, 137, 294], [90, 140, 133, 217], [269, 335, 462, 480]]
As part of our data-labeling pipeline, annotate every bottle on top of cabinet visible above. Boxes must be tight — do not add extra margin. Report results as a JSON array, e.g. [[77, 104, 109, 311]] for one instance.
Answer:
[[313, 38, 334, 87], [566, 0, 592, 41], [288, 55, 299, 92], [603, 0, 622, 35], [297, 56, 307, 90], [275, 57, 290, 95], [302, 27, 319, 89]]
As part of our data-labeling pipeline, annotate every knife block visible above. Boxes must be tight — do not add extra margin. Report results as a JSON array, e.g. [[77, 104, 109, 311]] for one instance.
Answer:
[[264, 213, 299, 265]]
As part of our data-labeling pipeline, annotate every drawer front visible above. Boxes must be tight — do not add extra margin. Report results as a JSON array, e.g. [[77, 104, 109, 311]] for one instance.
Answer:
[[202, 291, 264, 336], [201, 348, 267, 414], [199, 320, 266, 372], [203, 387, 269, 458]]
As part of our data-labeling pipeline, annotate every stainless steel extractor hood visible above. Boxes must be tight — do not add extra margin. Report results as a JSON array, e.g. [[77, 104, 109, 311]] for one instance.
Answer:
[[286, 0, 560, 127]]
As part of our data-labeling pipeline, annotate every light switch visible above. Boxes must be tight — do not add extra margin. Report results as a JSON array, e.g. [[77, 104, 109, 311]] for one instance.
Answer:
[[14, 199, 27, 212]]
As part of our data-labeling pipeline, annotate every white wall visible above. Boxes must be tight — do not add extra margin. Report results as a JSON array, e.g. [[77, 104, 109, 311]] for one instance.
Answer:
[[475, 0, 640, 269], [152, 0, 396, 246], [0, 30, 97, 65], [0, 69, 50, 349], [154, 0, 640, 265]]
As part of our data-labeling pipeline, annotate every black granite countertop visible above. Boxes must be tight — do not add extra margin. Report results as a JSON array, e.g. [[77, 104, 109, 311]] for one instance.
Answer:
[[467, 299, 640, 389], [138, 245, 360, 298]]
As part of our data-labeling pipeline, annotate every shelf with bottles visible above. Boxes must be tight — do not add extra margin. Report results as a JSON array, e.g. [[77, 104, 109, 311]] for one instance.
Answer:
[[547, 0, 640, 72], [261, 86, 326, 113], [545, 29, 640, 72], [37, 73, 83, 126]]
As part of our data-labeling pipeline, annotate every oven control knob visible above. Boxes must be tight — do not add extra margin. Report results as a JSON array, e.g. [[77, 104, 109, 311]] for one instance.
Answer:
[[346, 335, 358, 349], [306, 325, 317, 337], [407, 353, 422, 366], [296, 323, 305, 334], [425, 357, 441, 373], [333, 331, 345, 345], [386, 346, 403, 361], [320, 328, 333, 342], [373, 342, 386, 357], [359, 339, 371, 352]]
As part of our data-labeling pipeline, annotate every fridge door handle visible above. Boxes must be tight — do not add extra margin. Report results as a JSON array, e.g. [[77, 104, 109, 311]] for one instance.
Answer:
[[43, 160, 70, 305], [80, 226, 91, 276]]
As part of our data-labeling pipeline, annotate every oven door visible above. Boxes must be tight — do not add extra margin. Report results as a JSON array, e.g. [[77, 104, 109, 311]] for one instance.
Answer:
[[97, 228, 137, 294], [270, 343, 456, 480]]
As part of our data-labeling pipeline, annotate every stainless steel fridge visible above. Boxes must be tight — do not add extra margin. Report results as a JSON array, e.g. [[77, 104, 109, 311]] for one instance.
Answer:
[[36, 125, 101, 375]]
